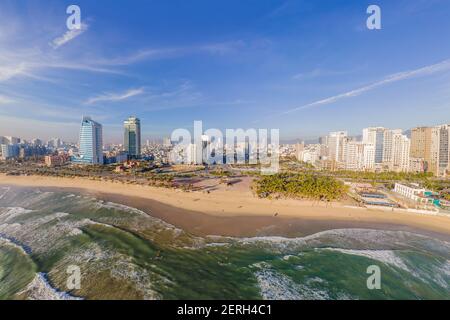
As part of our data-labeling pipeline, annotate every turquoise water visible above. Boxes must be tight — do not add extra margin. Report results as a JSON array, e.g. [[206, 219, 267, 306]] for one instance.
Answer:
[[0, 186, 449, 300]]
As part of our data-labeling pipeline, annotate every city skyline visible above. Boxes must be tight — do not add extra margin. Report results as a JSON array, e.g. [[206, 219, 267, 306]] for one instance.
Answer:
[[3, 115, 449, 175], [1, 1, 450, 142], [0, 117, 447, 145]]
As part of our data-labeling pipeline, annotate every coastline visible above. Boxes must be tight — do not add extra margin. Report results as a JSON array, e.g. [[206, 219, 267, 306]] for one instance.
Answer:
[[1, 173, 450, 240]]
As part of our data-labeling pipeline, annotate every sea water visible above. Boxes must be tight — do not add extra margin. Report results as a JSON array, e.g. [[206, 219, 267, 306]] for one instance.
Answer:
[[0, 186, 449, 300]]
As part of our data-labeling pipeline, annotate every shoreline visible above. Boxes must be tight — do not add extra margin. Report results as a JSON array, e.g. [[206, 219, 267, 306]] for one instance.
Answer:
[[1, 173, 450, 240]]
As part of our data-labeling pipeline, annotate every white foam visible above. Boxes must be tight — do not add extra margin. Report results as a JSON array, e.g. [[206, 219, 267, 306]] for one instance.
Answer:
[[431, 260, 450, 289], [95, 201, 183, 231], [96, 201, 149, 216], [0, 237, 28, 255], [205, 242, 231, 248], [19, 273, 82, 300], [0, 207, 33, 222], [0, 186, 10, 200], [254, 267, 330, 300], [236, 229, 450, 253], [68, 228, 83, 236], [323, 248, 410, 272]]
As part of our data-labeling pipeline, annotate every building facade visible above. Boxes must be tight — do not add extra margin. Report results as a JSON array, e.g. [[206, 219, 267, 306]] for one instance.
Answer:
[[73, 116, 103, 164], [124, 116, 141, 158], [430, 124, 450, 176], [411, 127, 432, 171], [327, 131, 347, 166], [391, 132, 410, 172], [0, 144, 19, 160]]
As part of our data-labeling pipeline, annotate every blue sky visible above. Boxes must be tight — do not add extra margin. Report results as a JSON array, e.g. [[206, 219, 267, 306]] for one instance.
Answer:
[[0, 0, 449, 143]]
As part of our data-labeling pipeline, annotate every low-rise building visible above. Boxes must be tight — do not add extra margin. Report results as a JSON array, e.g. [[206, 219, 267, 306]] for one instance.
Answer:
[[393, 183, 438, 205], [45, 154, 70, 167]]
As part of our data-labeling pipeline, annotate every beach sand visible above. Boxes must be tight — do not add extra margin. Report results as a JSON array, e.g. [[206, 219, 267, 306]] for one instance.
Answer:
[[1, 174, 450, 240]]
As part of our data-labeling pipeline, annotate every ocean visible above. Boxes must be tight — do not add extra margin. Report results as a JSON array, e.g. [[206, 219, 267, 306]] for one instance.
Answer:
[[0, 185, 449, 300]]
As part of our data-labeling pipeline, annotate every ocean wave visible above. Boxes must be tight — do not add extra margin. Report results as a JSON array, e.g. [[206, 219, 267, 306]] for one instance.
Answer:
[[253, 266, 330, 300], [95, 201, 149, 216], [235, 229, 450, 254], [429, 260, 450, 289], [0, 212, 97, 254], [18, 273, 82, 300], [93, 200, 185, 236], [62, 194, 76, 199], [322, 248, 410, 272], [0, 186, 10, 200], [0, 237, 29, 255], [18, 191, 55, 208], [50, 243, 164, 300], [0, 207, 34, 222]]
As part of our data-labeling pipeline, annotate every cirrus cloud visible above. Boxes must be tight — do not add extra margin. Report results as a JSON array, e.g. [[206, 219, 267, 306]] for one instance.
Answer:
[[51, 23, 89, 49], [84, 88, 145, 105]]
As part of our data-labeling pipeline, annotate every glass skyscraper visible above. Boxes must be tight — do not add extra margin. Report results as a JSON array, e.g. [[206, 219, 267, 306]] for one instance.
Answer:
[[124, 116, 141, 158], [73, 116, 103, 164]]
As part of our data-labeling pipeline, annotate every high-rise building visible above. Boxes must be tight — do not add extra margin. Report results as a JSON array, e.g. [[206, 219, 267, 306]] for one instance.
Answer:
[[163, 137, 172, 148], [363, 127, 409, 170], [5, 136, 20, 144], [124, 116, 141, 158], [344, 141, 375, 171], [327, 131, 347, 165], [318, 136, 328, 145], [382, 129, 402, 164], [0, 144, 19, 160], [47, 138, 63, 149], [344, 141, 364, 171], [31, 138, 43, 147], [363, 127, 387, 164], [391, 133, 410, 172], [362, 144, 376, 170], [295, 142, 305, 161], [410, 127, 433, 172], [430, 124, 450, 176], [73, 116, 103, 164]]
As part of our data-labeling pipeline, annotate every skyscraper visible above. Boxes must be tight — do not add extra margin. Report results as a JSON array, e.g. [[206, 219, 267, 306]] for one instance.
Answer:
[[410, 127, 433, 172], [431, 124, 450, 176], [327, 131, 347, 164], [391, 132, 410, 172], [124, 116, 141, 158], [73, 116, 103, 164], [362, 127, 386, 164]]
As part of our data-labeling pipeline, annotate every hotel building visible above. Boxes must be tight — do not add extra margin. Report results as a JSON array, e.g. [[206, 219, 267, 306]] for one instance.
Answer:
[[124, 116, 141, 158], [73, 116, 104, 165]]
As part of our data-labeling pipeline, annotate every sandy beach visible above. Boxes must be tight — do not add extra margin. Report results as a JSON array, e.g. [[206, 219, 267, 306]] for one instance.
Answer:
[[1, 173, 450, 240]]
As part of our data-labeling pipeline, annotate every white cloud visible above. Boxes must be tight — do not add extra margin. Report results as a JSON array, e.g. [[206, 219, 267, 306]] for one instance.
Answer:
[[292, 68, 354, 80], [0, 63, 28, 81], [85, 88, 145, 105], [51, 23, 88, 49], [0, 95, 14, 104], [282, 59, 450, 114], [94, 41, 246, 66]]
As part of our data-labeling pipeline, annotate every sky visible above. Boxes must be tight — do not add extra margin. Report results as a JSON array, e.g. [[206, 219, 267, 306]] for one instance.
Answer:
[[0, 0, 450, 143]]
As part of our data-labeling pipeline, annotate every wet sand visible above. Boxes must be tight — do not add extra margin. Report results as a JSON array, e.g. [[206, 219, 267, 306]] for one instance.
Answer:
[[1, 174, 450, 241]]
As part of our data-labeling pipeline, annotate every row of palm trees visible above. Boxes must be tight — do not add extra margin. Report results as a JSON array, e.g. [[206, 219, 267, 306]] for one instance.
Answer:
[[255, 172, 348, 201]]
